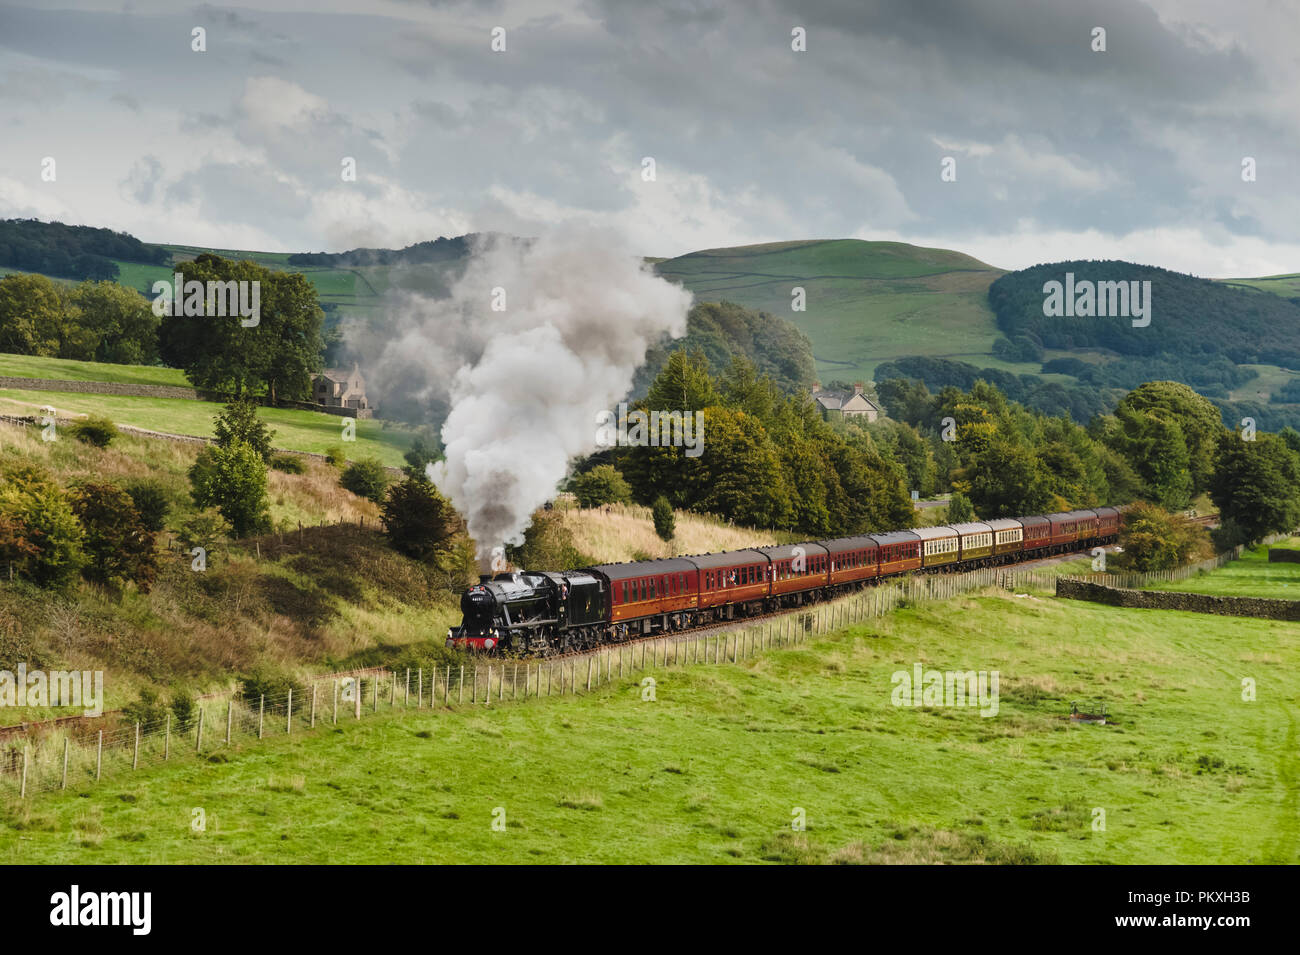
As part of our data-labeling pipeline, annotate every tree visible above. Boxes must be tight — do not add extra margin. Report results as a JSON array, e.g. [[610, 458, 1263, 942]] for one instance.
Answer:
[[958, 438, 1055, 518], [68, 280, 159, 364], [381, 476, 460, 564], [341, 457, 390, 503], [644, 348, 720, 413], [570, 464, 632, 508], [946, 492, 975, 523], [124, 480, 169, 532], [189, 439, 271, 538], [0, 273, 67, 356], [213, 398, 275, 462], [1209, 433, 1300, 545], [652, 495, 675, 542], [1113, 381, 1224, 496], [1108, 406, 1193, 510], [159, 253, 323, 401], [69, 483, 159, 590]]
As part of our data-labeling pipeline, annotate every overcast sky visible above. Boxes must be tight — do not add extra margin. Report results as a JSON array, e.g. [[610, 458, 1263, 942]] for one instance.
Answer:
[[1, 0, 1297, 275]]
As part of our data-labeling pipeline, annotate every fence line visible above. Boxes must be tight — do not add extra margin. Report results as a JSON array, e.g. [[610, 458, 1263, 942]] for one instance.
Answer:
[[4, 540, 1274, 799]]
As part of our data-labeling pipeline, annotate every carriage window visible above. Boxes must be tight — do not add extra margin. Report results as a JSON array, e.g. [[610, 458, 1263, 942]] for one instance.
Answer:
[[622, 581, 628, 603]]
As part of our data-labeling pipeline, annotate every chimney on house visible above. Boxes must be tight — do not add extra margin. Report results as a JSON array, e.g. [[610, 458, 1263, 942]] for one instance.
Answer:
[[813, 380, 822, 392], [853, 382, 864, 395]]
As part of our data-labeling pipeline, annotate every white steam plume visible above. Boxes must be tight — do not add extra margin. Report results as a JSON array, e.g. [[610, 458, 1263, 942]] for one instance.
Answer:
[[362, 227, 692, 561]]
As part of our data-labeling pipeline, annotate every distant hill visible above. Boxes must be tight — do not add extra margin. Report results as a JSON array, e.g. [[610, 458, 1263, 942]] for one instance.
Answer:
[[0, 218, 169, 282], [653, 239, 1006, 384]]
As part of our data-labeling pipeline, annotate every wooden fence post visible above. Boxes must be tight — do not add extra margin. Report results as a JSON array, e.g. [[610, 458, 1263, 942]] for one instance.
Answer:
[[417, 668, 423, 707], [287, 688, 293, 734], [586, 656, 593, 692], [355, 679, 362, 719], [459, 666, 465, 704], [445, 666, 451, 706], [95, 730, 103, 781], [311, 684, 318, 728], [164, 713, 171, 760], [196, 709, 204, 753], [374, 674, 379, 713], [258, 696, 265, 738], [227, 700, 234, 743], [405, 669, 411, 707], [133, 722, 140, 770], [332, 681, 339, 725], [20, 746, 28, 798], [62, 737, 69, 790]]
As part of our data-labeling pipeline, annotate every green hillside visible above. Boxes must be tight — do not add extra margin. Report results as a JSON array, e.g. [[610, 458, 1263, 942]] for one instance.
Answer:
[[654, 239, 1008, 384], [4, 583, 1295, 864]]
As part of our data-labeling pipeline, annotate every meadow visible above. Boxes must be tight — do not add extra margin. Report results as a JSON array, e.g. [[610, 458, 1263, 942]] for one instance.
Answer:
[[3, 583, 1294, 864], [0, 388, 415, 467], [1143, 539, 1300, 600]]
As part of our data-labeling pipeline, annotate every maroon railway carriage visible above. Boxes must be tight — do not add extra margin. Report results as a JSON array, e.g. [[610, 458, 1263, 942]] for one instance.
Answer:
[[870, 530, 922, 577], [1019, 515, 1051, 553], [690, 549, 773, 619], [590, 557, 697, 634], [822, 535, 880, 589], [754, 542, 830, 605], [1094, 506, 1121, 539]]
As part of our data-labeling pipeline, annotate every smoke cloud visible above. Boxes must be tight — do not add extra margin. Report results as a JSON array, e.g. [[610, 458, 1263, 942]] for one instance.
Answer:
[[358, 227, 693, 561]]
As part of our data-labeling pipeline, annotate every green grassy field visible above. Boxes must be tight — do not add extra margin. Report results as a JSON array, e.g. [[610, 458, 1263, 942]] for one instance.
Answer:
[[0, 353, 189, 388], [4, 586, 1294, 864], [655, 239, 1008, 384], [1143, 540, 1300, 600], [1215, 273, 1300, 298], [0, 388, 415, 467]]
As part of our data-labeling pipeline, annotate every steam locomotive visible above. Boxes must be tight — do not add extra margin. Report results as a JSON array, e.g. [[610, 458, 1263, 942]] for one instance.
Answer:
[[448, 506, 1123, 656]]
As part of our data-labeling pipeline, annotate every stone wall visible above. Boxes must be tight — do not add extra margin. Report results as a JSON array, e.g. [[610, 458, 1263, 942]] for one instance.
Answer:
[[1056, 578, 1300, 621], [1267, 548, 1300, 563]]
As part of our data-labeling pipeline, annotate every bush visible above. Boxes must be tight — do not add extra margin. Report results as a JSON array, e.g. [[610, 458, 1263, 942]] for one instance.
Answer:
[[188, 439, 271, 538], [652, 495, 675, 542], [0, 476, 86, 588], [239, 667, 300, 712], [271, 454, 306, 474], [381, 476, 459, 563], [169, 689, 195, 731], [121, 688, 169, 732], [124, 480, 169, 533], [68, 482, 159, 591], [70, 415, 118, 447], [341, 457, 390, 503], [177, 508, 229, 550], [324, 446, 347, 469], [570, 464, 632, 508], [1114, 501, 1212, 572]]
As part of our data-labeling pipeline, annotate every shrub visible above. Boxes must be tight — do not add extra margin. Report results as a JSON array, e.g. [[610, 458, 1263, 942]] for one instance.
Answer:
[[68, 482, 159, 591], [188, 439, 271, 538], [177, 508, 229, 550], [652, 495, 675, 542], [324, 446, 347, 469], [239, 667, 299, 712], [381, 477, 459, 563], [70, 415, 117, 448], [124, 480, 169, 533], [0, 479, 86, 588], [121, 688, 169, 732], [270, 454, 305, 474], [341, 457, 390, 503], [1114, 501, 1212, 572], [169, 689, 195, 731]]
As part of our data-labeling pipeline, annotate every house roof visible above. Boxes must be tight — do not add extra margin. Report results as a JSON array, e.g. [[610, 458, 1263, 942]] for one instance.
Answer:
[[811, 387, 879, 412]]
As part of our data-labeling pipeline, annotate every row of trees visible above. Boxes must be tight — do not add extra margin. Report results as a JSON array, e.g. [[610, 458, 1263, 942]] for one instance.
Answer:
[[0, 274, 160, 364]]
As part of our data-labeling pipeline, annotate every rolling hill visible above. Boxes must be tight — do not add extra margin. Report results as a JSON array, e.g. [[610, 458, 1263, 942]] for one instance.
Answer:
[[653, 239, 1008, 385]]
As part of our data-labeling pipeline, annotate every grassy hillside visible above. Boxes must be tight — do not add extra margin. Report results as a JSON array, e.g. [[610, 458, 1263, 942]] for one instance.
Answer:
[[654, 239, 1008, 384], [1143, 539, 1300, 599], [0, 387, 415, 467], [3, 584, 1295, 863], [0, 353, 189, 388], [558, 502, 797, 563]]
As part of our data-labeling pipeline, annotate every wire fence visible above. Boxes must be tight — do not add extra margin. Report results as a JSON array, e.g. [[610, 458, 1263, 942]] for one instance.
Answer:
[[1, 541, 1272, 800]]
